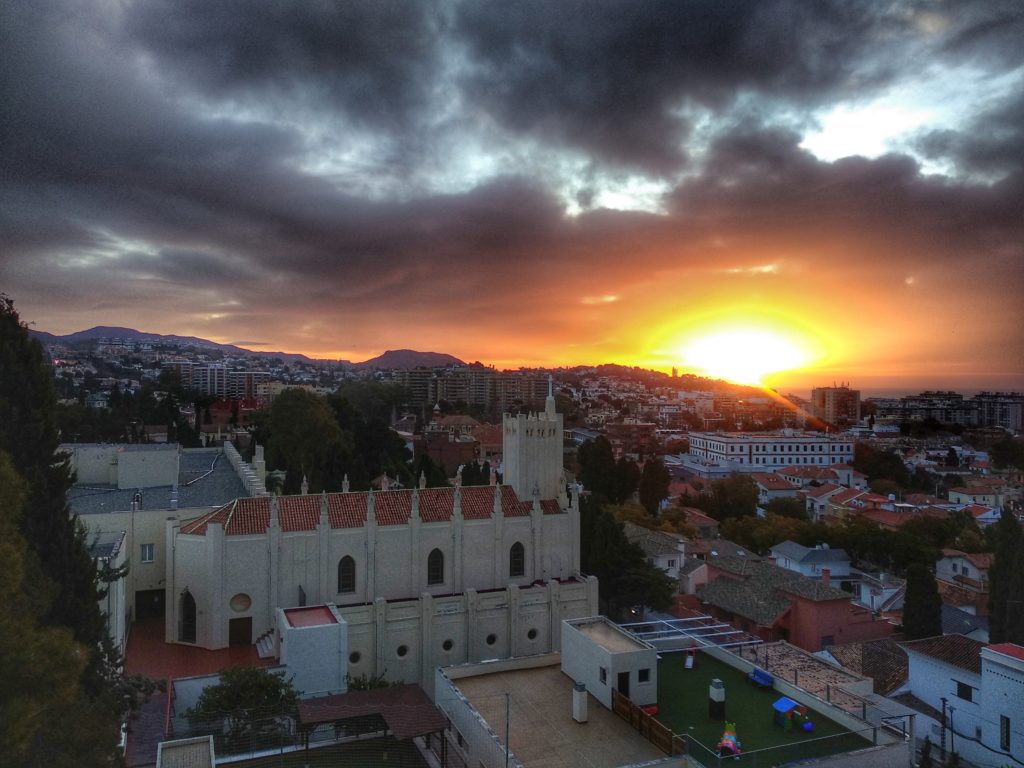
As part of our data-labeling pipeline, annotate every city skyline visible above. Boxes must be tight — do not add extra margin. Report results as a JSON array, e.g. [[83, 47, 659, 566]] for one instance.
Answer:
[[3, 1, 1023, 392]]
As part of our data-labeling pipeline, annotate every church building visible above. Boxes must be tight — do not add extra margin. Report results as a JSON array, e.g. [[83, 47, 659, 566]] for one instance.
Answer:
[[164, 391, 599, 691]]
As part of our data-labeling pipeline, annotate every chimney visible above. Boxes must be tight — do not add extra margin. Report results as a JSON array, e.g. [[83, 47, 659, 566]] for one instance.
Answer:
[[821, 568, 831, 587]]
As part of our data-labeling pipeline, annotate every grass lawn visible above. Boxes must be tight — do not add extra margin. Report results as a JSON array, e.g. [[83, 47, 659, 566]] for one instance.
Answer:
[[655, 652, 870, 765], [231, 736, 430, 767]]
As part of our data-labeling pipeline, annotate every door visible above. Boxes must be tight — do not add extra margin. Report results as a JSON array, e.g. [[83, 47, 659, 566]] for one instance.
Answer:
[[617, 671, 630, 698], [229, 617, 252, 646], [179, 590, 196, 643], [135, 589, 165, 620]]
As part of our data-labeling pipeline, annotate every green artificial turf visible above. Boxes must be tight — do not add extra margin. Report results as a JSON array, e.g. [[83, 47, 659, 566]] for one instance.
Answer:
[[655, 652, 871, 766]]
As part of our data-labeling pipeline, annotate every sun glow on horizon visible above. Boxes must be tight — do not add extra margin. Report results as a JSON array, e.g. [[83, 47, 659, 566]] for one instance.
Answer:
[[680, 328, 809, 386]]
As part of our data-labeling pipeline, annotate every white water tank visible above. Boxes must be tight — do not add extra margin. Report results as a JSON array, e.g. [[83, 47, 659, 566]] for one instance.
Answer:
[[572, 681, 588, 723]]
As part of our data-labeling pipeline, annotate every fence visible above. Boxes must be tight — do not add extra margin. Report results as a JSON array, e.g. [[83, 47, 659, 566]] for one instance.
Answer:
[[610, 689, 686, 757]]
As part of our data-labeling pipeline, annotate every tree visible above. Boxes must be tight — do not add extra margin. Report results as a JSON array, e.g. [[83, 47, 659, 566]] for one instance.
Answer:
[[638, 458, 670, 515], [578, 436, 617, 500], [580, 496, 675, 618], [903, 564, 942, 640], [266, 388, 349, 493], [764, 497, 807, 520], [0, 297, 121, 764], [188, 666, 298, 718], [988, 508, 1024, 644], [919, 736, 934, 768], [853, 443, 909, 487], [704, 474, 758, 521]]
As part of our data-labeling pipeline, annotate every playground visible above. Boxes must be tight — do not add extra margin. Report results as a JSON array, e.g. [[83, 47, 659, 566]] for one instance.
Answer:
[[655, 651, 871, 764]]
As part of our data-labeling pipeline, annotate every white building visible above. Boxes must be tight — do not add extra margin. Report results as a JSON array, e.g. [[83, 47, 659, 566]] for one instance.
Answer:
[[900, 636, 1023, 768], [165, 392, 600, 689], [681, 430, 854, 476]]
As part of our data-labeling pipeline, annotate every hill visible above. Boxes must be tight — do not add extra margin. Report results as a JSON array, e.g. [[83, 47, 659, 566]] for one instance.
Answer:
[[354, 349, 465, 369]]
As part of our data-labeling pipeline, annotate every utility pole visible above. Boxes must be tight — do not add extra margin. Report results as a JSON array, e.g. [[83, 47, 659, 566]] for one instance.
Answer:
[[505, 691, 511, 768], [940, 697, 947, 762]]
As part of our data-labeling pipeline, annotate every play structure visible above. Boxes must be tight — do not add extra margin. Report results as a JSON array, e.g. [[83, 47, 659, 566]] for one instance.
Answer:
[[772, 697, 814, 733], [747, 667, 773, 688], [684, 648, 697, 669], [716, 722, 742, 756]]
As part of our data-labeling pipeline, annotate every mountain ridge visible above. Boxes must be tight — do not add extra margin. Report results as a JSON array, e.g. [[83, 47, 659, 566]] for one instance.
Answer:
[[29, 326, 467, 368]]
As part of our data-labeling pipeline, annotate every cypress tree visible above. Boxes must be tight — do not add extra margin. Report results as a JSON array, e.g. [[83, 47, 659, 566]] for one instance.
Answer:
[[988, 508, 1024, 644], [903, 563, 943, 640]]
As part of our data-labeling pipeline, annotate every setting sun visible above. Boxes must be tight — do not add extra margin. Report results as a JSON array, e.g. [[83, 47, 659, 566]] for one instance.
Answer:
[[680, 329, 808, 386]]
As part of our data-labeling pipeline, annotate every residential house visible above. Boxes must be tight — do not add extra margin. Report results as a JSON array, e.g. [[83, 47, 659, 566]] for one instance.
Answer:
[[622, 521, 686, 579], [899, 636, 1023, 768], [769, 540, 852, 583], [776, 465, 840, 488], [935, 549, 992, 616], [750, 472, 799, 506], [697, 557, 893, 651], [802, 483, 845, 521]]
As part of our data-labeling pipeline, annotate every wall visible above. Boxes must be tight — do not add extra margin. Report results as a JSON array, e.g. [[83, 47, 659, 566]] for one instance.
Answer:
[[337, 579, 598, 690], [64, 443, 119, 485], [117, 446, 180, 489], [277, 607, 347, 698], [561, 619, 658, 709], [789, 598, 894, 651]]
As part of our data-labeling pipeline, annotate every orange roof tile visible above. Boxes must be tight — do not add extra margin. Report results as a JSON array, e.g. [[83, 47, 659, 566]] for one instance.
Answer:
[[178, 485, 561, 536]]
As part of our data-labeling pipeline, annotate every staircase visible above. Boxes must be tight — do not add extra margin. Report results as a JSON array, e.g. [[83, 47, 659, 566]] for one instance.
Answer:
[[255, 629, 276, 659]]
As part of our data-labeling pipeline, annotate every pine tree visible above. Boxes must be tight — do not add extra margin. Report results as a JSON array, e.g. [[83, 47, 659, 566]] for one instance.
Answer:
[[903, 563, 943, 640], [0, 297, 121, 763]]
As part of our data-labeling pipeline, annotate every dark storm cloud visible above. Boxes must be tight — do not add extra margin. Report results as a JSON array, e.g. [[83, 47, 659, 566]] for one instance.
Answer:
[[124, 0, 443, 132], [453, 0, 908, 174]]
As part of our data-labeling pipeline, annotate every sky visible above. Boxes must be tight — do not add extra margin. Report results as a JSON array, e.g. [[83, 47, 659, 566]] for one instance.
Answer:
[[2, 1, 1023, 392]]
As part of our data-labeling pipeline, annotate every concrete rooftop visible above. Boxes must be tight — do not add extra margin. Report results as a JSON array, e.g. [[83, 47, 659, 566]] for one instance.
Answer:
[[453, 664, 665, 768]]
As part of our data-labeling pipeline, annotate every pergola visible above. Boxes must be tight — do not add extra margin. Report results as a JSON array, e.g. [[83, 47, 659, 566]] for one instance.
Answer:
[[297, 683, 448, 764], [619, 613, 764, 649]]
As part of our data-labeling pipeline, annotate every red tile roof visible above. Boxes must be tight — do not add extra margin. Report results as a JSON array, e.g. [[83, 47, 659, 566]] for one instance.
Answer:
[[902, 634, 984, 674], [941, 549, 994, 571], [779, 466, 839, 480], [750, 473, 797, 490], [987, 643, 1024, 662], [179, 485, 561, 536], [804, 483, 844, 499]]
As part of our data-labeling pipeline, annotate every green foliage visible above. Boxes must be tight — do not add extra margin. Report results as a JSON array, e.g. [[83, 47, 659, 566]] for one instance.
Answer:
[[903, 564, 943, 640], [638, 458, 670, 515], [764, 497, 807, 520], [266, 388, 349, 493], [988, 508, 1024, 644], [0, 297, 122, 766], [853, 443, 909, 486], [991, 435, 1024, 470], [414, 453, 450, 488], [577, 437, 640, 504], [345, 672, 399, 691], [701, 474, 758, 521], [460, 460, 492, 487], [187, 667, 298, 720], [580, 496, 675, 618]]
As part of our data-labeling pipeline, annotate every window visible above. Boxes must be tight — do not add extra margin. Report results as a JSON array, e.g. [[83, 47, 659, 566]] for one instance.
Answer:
[[442, 639, 454, 652], [509, 542, 525, 577], [639, 668, 650, 683], [140, 543, 154, 563], [349, 651, 361, 664], [527, 628, 537, 640], [338, 556, 356, 594], [427, 548, 444, 585], [1001, 715, 1011, 751], [485, 633, 497, 646], [821, 635, 835, 647], [599, 667, 608, 684], [955, 681, 973, 702], [667, 559, 676, 568]]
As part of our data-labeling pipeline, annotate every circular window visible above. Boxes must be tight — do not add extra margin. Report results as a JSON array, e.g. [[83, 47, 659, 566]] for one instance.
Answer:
[[527, 628, 538, 641], [442, 639, 454, 652], [486, 633, 497, 646], [349, 651, 361, 664], [397, 645, 408, 658], [229, 593, 251, 612]]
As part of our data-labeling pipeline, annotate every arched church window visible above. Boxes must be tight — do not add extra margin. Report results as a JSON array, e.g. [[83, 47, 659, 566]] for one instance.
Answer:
[[338, 556, 356, 594], [427, 548, 444, 585], [509, 542, 525, 578]]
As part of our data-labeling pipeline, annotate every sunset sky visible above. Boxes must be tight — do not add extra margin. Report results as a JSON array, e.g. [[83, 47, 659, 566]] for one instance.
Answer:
[[2, 1, 1022, 392]]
